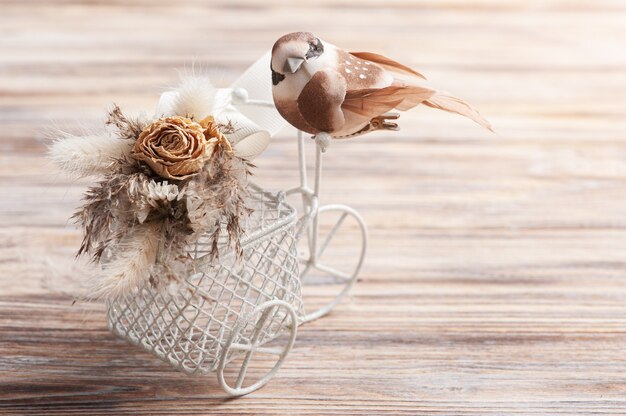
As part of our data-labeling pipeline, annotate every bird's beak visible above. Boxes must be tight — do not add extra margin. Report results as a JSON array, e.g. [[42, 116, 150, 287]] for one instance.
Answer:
[[283, 57, 306, 74]]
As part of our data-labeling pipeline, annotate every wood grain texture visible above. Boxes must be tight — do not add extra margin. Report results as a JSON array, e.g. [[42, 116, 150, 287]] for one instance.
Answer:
[[2, 0, 626, 414]]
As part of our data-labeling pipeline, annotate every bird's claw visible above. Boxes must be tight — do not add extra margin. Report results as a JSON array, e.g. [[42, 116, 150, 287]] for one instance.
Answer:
[[333, 113, 402, 139], [370, 113, 400, 131]]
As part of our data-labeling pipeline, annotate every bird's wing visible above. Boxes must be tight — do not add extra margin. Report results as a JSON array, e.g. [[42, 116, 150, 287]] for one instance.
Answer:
[[349, 51, 426, 80], [297, 69, 347, 133], [342, 85, 435, 120], [347, 52, 492, 132]]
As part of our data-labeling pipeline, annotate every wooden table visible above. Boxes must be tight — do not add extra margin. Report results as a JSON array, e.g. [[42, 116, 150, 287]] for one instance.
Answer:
[[2, 1, 626, 414]]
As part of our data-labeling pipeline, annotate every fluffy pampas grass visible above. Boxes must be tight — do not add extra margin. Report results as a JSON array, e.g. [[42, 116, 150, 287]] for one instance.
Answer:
[[89, 222, 161, 300], [49, 132, 133, 178], [171, 75, 216, 119]]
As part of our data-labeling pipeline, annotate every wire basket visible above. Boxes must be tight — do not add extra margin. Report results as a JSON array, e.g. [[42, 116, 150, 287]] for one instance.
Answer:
[[107, 184, 305, 394]]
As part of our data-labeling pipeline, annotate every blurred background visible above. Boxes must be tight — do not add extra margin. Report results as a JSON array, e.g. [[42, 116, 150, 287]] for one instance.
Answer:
[[2, 1, 626, 414]]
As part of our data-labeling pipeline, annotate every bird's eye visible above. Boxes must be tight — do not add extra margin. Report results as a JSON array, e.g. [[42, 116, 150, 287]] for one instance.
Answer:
[[306, 39, 324, 59]]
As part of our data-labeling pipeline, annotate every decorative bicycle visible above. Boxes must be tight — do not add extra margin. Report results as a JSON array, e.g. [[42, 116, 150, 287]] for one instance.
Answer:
[[106, 53, 368, 396]]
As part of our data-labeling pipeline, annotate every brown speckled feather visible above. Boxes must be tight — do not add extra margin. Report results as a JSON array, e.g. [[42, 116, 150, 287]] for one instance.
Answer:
[[349, 51, 427, 80], [335, 49, 389, 90]]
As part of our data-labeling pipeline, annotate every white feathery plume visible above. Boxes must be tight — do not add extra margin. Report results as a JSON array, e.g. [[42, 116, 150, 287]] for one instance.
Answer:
[[171, 75, 216, 120], [89, 222, 161, 300], [48, 132, 133, 178]]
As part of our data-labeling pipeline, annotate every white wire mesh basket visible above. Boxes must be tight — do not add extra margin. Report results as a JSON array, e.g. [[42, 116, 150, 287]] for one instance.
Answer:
[[107, 184, 305, 395]]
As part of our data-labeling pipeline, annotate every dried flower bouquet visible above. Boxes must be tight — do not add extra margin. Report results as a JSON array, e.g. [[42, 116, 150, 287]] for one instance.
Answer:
[[50, 79, 257, 300]]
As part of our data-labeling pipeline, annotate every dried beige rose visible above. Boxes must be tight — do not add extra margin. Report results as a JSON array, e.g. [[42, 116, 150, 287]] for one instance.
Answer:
[[131, 116, 228, 180], [199, 115, 233, 153]]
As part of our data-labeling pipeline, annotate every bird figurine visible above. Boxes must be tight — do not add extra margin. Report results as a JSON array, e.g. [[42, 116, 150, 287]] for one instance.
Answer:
[[271, 32, 492, 138]]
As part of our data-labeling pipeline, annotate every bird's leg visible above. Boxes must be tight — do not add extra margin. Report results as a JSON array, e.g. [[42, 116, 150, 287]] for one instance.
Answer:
[[335, 113, 400, 139]]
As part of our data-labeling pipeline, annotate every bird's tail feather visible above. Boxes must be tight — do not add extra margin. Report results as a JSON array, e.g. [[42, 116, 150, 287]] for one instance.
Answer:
[[424, 92, 493, 132]]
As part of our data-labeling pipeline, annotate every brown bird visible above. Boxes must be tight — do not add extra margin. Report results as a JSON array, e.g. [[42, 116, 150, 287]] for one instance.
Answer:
[[271, 32, 492, 138]]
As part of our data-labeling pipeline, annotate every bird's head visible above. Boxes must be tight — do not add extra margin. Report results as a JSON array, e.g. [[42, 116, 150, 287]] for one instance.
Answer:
[[270, 32, 324, 85]]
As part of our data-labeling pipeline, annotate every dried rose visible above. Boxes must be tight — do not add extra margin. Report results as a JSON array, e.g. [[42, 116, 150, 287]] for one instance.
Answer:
[[198, 115, 233, 155], [132, 116, 217, 180]]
